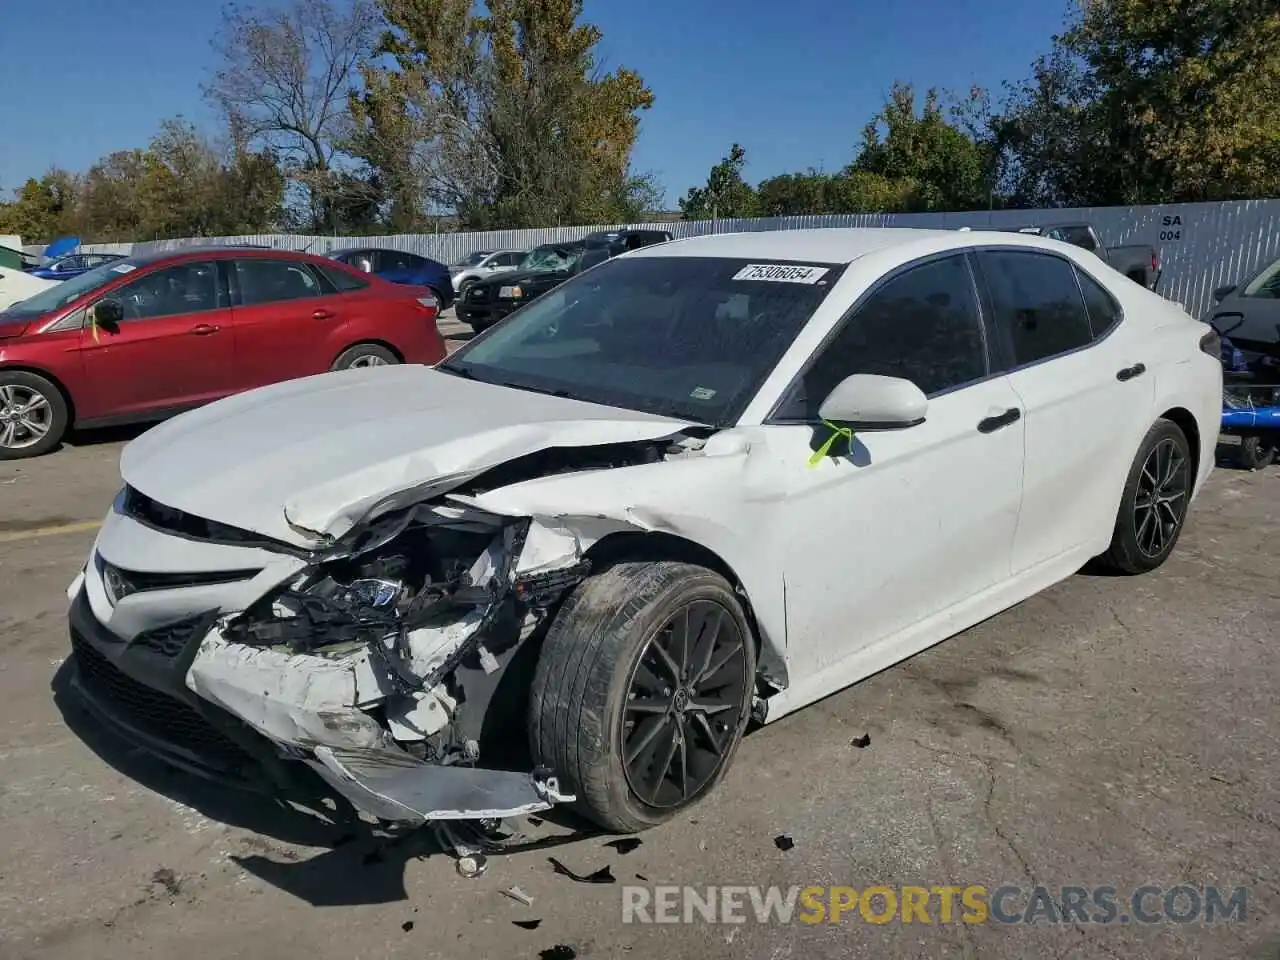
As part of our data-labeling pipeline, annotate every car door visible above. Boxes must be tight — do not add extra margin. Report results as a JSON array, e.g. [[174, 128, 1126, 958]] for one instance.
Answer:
[[765, 253, 1026, 678], [78, 259, 236, 417], [488, 251, 523, 275], [1214, 257, 1280, 356], [228, 257, 343, 387], [975, 248, 1155, 574]]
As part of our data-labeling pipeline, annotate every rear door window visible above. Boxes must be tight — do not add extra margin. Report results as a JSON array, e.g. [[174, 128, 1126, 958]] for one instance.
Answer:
[[234, 259, 327, 306], [978, 250, 1094, 366], [315, 263, 371, 293]]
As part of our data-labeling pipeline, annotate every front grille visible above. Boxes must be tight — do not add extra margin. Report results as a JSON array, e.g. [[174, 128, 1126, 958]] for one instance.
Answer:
[[130, 615, 212, 659], [70, 628, 249, 767]]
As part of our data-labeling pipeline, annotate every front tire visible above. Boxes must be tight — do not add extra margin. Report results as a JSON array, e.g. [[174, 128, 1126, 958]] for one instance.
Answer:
[[1097, 418, 1193, 574], [529, 561, 756, 833], [0, 370, 69, 460]]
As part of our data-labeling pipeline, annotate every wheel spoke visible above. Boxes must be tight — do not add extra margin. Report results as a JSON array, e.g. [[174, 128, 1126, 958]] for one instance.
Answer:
[[1136, 507, 1156, 553], [696, 640, 743, 687], [688, 605, 722, 683], [631, 659, 668, 695], [676, 719, 691, 800], [688, 698, 736, 716], [0, 421, 15, 447], [0, 384, 15, 408], [19, 417, 50, 439], [18, 395, 49, 416], [690, 712, 724, 758], [640, 721, 679, 804], [648, 634, 681, 684], [625, 695, 671, 715], [670, 607, 691, 680], [625, 715, 670, 767]]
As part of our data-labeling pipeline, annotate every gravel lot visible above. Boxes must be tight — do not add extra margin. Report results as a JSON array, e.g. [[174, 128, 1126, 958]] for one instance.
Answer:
[[1, 359, 1277, 958]]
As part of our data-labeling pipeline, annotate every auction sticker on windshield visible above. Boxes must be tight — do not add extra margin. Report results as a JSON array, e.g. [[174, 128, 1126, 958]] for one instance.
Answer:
[[732, 264, 829, 284], [111, 264, 136, 274]]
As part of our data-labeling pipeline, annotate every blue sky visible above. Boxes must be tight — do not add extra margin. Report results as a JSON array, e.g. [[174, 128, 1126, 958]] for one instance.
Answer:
[[0, 0, 1068, 208]]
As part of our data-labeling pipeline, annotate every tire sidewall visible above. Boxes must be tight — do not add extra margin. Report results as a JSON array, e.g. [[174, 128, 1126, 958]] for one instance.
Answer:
[[594, 570, 756, 830], [332, 344, 397, 371]]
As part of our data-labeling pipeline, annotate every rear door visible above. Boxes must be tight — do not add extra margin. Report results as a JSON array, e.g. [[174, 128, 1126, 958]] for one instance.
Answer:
[[228, 257, 346, 387], [78, 259, 236, 418], [976, 248, 1154, 573]]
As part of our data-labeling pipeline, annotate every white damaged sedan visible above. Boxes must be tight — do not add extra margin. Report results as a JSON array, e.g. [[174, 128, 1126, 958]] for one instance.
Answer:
[[66, 228, 1222, 832]]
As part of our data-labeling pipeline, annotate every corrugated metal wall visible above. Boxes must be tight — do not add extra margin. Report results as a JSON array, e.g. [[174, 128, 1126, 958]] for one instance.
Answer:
[[77, 198, 1280, 319]]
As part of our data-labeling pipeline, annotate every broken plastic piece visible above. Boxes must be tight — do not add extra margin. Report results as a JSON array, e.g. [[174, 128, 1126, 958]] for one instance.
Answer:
[[603, 837, 642, 855], [774, 834, 795, 852], [548, 857, 616, 884], [512, 919, 542, 930], [851, 732, 871, 748], [307, 745, 575, 823], [502, 886, 535, 907], [539, 947, 577, 960]]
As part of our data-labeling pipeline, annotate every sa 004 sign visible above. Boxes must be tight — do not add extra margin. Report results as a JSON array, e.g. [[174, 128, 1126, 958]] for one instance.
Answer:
[[1160, 215, 1184, 242]]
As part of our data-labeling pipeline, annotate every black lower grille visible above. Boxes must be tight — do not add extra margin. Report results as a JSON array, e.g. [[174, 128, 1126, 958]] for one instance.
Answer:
[[70, 628, 248, 767]]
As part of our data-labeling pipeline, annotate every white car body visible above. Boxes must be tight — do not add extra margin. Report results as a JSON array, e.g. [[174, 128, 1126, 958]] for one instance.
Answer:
[[450, 250, 524, 290], [66, 228, 1222, 826], [0, 265, 56, 311]]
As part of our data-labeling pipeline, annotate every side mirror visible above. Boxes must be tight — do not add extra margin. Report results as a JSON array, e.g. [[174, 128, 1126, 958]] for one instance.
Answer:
[[90, 298, 123, 331], [1214, 284, 1236, 302], [818, 374, 927, 429]]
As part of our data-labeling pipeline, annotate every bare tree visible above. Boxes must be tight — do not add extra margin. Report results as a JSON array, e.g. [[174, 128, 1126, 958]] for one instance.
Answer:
[[204, 0, 378, 228]]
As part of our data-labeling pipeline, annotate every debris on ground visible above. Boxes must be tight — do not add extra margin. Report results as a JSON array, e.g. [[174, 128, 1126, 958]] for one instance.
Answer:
[[512, 919, 543, 930], [457, 854, 488, 878], [502, 886, 535, 906], [773, 835, 795, 852], [402, 920, 415, 932], [528, 816, 545, 826], [539, 947, 577, 960], [635, 874, 649, 882], [548, 857, 616, 884], [604, 838, 642, 854], [851, 733, 872, 749], [150, 868, 182, 897]]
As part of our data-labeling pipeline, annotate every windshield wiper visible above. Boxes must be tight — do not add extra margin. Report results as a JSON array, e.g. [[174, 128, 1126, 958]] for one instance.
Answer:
[[495, 380, 576, 400]]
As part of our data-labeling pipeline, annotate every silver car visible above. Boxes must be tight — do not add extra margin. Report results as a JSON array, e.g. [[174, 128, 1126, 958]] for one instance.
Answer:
[[450, 250, 524, 294]]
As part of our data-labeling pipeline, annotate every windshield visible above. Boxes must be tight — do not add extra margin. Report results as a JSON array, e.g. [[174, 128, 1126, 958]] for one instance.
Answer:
[[440, 256, 845, 424], [1, 257, 143, 318], [519, 245, 583, 274], [454, 251, 491, 268]]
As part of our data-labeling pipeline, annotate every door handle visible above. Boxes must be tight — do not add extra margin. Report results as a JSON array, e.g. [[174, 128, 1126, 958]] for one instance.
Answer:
[[977, 407, 1021, 433], [312, 309, 335, 320], [190, 323, 220, 335], [1116, 363, 1147, 381]]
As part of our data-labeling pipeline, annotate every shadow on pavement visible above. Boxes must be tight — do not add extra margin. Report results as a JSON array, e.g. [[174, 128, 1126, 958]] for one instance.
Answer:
[[50, 659, 594, 905]]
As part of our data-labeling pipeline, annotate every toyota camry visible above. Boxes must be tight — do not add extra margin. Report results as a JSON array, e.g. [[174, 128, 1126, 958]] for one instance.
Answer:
[[64, 228, 1222, 834]]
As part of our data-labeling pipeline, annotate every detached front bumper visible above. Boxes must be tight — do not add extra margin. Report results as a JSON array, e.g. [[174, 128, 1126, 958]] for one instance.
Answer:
[[65, 500, 579, 824]]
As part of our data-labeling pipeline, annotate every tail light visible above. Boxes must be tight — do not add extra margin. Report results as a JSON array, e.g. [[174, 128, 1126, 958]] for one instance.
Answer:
[[1199, 328, 1221, 358]]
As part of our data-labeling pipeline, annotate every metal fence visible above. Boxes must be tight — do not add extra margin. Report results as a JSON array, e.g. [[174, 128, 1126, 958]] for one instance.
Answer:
[[75, 198, 1280, 319]]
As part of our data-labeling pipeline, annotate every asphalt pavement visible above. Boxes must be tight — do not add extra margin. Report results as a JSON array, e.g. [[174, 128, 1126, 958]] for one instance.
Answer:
[[1, 401, 1277, 959]]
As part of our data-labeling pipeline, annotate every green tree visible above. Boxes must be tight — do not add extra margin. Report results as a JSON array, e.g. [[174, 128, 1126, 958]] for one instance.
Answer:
[[998, 0, 1280, 204], [678, 144, 757, 220], [350, 0, 659, 230], [0, 170, 80, 242], [853, 82, 992, 211]]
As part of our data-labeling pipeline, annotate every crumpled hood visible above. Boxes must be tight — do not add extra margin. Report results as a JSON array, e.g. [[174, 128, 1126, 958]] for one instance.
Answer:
[[120, 365, 691, 548]]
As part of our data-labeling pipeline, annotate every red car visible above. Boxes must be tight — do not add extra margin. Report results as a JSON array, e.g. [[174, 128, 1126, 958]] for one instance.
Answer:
[[0, 247, 447, 459]]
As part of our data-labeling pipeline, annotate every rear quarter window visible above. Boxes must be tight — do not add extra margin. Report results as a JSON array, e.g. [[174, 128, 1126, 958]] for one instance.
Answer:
[[315, 262, 372, 292]]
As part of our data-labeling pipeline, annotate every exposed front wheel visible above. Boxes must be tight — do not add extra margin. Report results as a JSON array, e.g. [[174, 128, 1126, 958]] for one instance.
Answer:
[[1097, 418, 1193, 574], [331, 343, 399, 370], [529, 561, 756, 833], [0, 371, 69, 460]]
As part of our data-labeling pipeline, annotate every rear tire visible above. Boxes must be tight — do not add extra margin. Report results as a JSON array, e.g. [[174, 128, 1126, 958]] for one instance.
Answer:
[[0, 370, 69, 460], [529, 561, 756, 833], [331, 343, 399, 371], [1097, 418, 1193, 574], [1236, 436, 1276, 470]]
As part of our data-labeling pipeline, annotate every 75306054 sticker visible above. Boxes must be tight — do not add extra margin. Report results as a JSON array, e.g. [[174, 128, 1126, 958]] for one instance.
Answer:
[[732, 263, 829, 284]]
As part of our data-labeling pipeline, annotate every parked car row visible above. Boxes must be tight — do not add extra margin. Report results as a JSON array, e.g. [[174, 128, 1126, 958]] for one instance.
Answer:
[[60, 226, 1222, 836]]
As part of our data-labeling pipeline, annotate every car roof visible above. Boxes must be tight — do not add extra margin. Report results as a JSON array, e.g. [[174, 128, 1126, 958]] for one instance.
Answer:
[[627, 226, 1072, 264], [328, 246, 427, 258], [118, 246, 349, 268]]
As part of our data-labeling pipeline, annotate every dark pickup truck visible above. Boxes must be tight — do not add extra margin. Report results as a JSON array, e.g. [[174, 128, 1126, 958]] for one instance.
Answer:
[[1003, 223, 1162, 290], [456, 228, 673, 332]]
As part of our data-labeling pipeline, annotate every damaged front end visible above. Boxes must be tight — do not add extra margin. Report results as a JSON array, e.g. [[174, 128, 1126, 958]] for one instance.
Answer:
[[190, 500, 592, 824]]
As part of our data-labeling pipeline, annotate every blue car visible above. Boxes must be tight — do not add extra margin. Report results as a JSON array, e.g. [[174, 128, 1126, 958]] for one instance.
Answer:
[[30, 252, 126, 280], [328, 247, 455, 309]]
